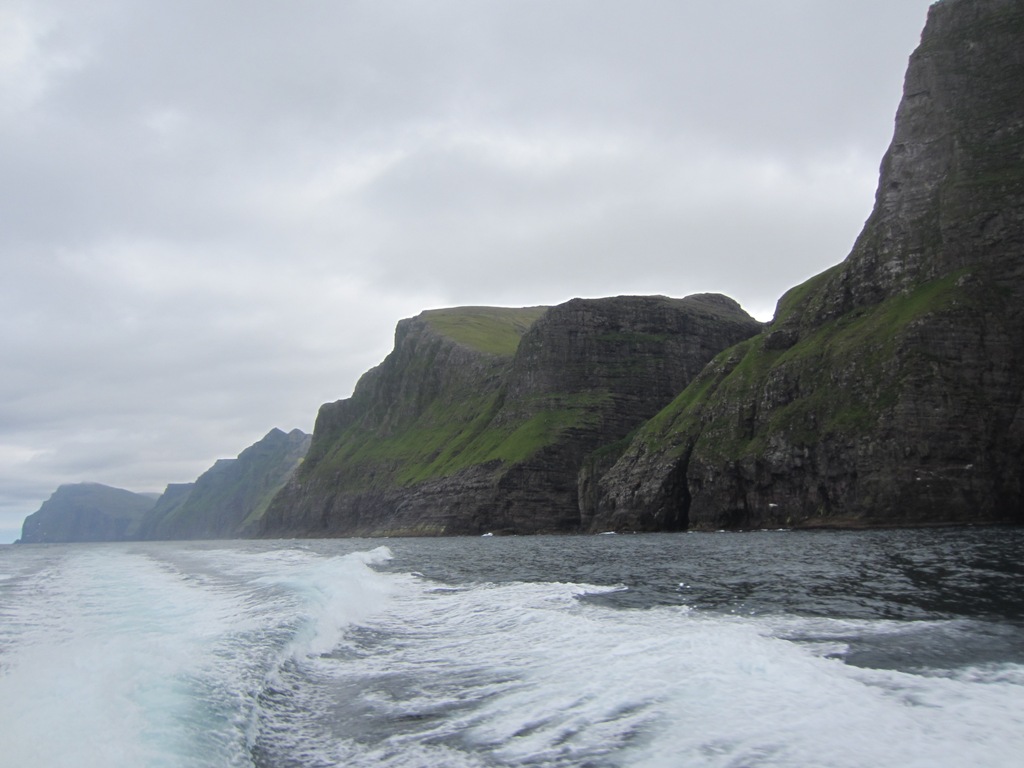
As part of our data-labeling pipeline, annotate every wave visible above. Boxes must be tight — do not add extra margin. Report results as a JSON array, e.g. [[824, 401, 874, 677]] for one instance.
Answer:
[[1, 542, 1022, 767], [249, 564, 1024, 768], [247, 571, 1024, 767], [0, 544, 406, 767]]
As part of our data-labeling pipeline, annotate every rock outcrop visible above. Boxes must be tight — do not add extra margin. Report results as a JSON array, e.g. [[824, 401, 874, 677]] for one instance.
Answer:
[[139, 428, 311, 540], [261, 296, 761, 537], [19, 483, 157, 543], [594, 0, 1024, 531]]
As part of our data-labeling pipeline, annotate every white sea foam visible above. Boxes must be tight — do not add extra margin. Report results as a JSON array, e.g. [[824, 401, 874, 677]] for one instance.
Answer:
[[274, 576, 1024, 768], [0, 544, 407, 768], [0, 548, 252, 767], [260, 544, 400, 658], [2, 542, 1022, 768]]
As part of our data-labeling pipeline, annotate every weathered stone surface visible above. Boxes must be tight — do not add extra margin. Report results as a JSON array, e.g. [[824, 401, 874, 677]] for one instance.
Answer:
[[594, 0, 1024, 531], [260, 296, 761, 537], [19, 483, 157, 543], [501, 294, 762, 533]]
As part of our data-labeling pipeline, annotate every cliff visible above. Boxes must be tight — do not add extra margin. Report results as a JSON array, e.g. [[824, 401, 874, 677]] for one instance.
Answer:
[[19, 483, 157, 543], [260, 296, 761, 536], [594, 0, 1024, 531], [18, 428, 310, 543], [139, 428, 311, 540]]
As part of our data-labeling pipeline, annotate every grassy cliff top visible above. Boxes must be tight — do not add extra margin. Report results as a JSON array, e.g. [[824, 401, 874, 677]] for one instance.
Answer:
[[421, 306, 548, 356]]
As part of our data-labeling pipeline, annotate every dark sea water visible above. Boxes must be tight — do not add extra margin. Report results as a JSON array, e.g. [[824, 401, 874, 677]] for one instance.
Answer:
[[1, 528, 1022, 767]]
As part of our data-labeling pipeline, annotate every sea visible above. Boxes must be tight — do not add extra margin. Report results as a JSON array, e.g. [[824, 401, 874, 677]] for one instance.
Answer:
[[1, 528, 1022, 768]]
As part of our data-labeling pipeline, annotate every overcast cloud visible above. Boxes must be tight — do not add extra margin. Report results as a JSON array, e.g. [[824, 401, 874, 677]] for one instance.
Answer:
[[0, 0, 935, 541]]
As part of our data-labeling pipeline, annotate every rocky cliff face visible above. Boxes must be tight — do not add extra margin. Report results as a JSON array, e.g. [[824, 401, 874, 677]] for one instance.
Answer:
[[594, 0, 1024, 531], [262, 307, 541, 536], [139, 428, 311, 540], [19, 483, 157, 543], [499, 294, 762, 533], [261, 296, 760, 537]]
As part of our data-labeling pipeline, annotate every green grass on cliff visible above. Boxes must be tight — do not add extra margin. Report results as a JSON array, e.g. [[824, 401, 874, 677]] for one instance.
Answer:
[[422, 306, 548, 356], [314, 389, 611, 489], [634, 270, 967, 463], [314, 392, 499, 488], [408, 391, 610, 480], [771, 264, 841, 326]]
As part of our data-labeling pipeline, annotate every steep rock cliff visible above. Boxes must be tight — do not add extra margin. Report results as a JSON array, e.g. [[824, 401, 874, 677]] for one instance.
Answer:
[[595, 0, 1024, 531], [500, 294, 762, 533], [19, 483, 157, 543], [139, 427, 311, 540], [262, 307, 544, 536], [261, 297, 760, 537]]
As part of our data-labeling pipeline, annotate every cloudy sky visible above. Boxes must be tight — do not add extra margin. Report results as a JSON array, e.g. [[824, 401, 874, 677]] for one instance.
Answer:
[[1, 0, 936, 541]]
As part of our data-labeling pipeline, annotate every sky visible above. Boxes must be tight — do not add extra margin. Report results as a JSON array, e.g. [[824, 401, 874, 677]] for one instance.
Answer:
[[0, 0, 937, 542]]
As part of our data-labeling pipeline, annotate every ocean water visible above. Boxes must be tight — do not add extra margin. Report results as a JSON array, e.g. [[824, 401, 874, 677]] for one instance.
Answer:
[[1, 529, 1022, 767]]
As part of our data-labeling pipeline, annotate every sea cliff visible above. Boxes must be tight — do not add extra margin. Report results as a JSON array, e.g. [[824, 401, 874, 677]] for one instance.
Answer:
[[260, 296, 761, 536], [18, 428, 310, 542], [19, 483, 157, 543], [593, 0, 1024, 531], [140, 427, 311, 539]]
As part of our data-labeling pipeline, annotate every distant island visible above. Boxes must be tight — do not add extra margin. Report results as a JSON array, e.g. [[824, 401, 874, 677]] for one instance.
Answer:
[[20, 0, 1024, 543]]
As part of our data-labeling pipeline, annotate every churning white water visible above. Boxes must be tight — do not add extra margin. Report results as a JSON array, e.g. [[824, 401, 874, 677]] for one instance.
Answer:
[[1, 531, 1022, 767]]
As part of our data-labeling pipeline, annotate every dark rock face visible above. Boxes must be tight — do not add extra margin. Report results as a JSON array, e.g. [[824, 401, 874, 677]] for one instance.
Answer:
[[139, 428, 311, 540], [261, 296, 761, 537], [499, 295, 763, 533], [594, 0, 1024, 531], [19, 483, 157, 543]]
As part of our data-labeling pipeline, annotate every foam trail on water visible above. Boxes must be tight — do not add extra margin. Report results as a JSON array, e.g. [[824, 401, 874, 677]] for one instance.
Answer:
[[0, 544, 405, 768], [3, 541, 1022, 767], [266, 576, 1024, 768], [0, 548, 253, 767], [623, 615, 1024, 767], [275, 545, 398, 658]]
